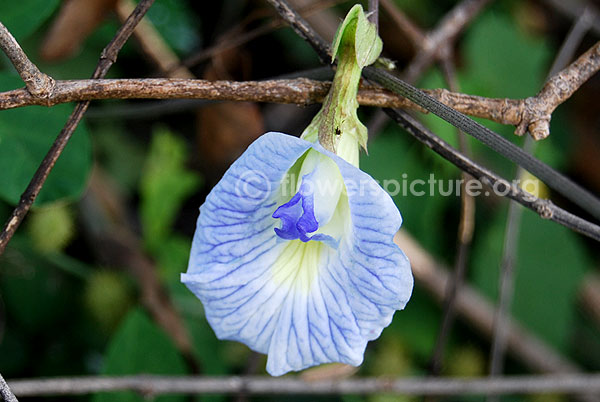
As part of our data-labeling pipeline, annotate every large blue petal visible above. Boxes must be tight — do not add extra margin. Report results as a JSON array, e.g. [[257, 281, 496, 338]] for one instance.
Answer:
[[182, 132, 413, 376], [264, 144, 413, 375], [182, 132, 311, 354]]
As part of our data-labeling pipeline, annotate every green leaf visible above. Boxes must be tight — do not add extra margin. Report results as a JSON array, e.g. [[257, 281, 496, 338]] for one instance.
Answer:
[[146, 0, 201, 55], [462, 12, 550, 98], [93, 123, 146, 196], [385, 289, 440, 362], [154, 235, 193, 285], [0, 0, 60, 40], [0, 235, 81, 333], [139, 127, 201, 252], [185, 317, 228, 375], [0, 73, 92, 205], [471, 208, 589, 351], [94, 308, 187, 402], [360, 127, 456, 258]]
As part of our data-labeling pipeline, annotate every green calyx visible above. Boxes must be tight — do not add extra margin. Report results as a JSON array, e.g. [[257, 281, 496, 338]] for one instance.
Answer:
[[301, 4, 382, 162]]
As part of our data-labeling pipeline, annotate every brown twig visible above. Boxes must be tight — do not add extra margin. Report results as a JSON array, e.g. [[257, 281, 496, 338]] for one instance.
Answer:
[[517, 40, 600, 139], [0, 78, 407, 109], [402, 0, 493, 83], [0, 0, 156, 257], [0, 62, 597, 142], [0, 21, 54, 97], [7, 374, 600, 397]]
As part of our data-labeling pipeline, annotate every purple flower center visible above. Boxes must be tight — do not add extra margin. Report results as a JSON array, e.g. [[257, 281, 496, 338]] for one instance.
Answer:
[[272, 175, 337, 247]]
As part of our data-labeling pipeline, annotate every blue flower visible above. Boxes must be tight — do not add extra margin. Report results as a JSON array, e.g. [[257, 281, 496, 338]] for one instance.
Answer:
[[182, 131, 413, 376]]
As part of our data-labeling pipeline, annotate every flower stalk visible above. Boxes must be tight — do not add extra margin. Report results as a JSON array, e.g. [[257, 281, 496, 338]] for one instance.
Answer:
[[301, 4, 382, 164]]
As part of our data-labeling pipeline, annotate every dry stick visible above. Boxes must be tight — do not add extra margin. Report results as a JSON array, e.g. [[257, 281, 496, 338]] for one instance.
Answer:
[[402, 0, 493, 84], [0, 76, 589, 134], [0, 0, 156, 256], [487, 10, 596, 402], [7, 374, 600, 397], [428, 48, 476, 377], [519, 39, 600, 139], [0, 373, 18, 402], [0, 78, 496, 114], [2, 37, 598, 137], [0, 22, 54, 98]]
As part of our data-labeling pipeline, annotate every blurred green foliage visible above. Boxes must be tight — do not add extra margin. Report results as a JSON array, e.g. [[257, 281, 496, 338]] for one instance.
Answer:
[[0, 0, 60, 40], [0, 74, 92, 205], [93, 309, 188, 402], [0, 1, 598, 402]]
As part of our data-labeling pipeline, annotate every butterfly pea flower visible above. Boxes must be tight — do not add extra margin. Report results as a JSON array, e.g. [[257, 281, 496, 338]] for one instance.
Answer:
[[182, 4, 413, 376]]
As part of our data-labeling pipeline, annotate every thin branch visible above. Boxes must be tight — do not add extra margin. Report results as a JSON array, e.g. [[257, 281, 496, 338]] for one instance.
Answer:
[[428, 49, 476, 377], [488, 187, 522, 399], [367, 66, 600, 222], [6, 374, 600, 397], [402, 0, 493, 83], [386, 108, 600, 241], [395, 230, 582, 374], [0, 21, 54, 97], [518, 40, 600, 139], [0, 373, 18, 402], [0, 75, 588, 135], [0, 0, 156, 257], [488, 13, 595, 401]]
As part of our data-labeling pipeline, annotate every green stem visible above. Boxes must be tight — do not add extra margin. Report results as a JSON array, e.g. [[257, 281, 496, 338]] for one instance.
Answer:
[[317, 46, 362, 152]]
